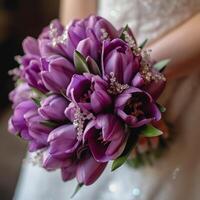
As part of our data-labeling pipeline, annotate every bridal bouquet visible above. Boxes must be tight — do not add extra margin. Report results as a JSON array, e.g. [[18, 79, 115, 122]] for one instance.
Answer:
[[8, 15, 169, 194]]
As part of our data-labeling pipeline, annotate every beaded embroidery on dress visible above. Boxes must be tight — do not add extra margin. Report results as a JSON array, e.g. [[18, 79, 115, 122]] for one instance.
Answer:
[[14, 0, 200, 199]]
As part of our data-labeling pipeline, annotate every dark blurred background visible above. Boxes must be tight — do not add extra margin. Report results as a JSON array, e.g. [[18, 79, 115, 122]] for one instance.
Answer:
[[0, 1, 59, 199]]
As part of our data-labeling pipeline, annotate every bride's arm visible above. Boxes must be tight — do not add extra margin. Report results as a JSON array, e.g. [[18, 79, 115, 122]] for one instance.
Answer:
[[148, 13, 200, 80], [59, 0, 97, 25]]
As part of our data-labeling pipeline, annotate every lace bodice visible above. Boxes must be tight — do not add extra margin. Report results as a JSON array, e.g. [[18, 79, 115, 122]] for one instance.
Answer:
[[98, 0, 200, 43]]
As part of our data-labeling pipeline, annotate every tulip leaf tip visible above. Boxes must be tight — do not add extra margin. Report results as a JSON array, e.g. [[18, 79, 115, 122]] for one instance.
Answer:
[[40, 120, 58, 128], [156, 103, 166, 113], [111, 156, 127, 171], [141, 125, 163, 137], [139, 38, 148, 49], [70, 183, 84, 198], [153, 59, 171, 72], [111, 132, 139, 171], [74, 50, 90, 74], [32, 97, 41, 107]]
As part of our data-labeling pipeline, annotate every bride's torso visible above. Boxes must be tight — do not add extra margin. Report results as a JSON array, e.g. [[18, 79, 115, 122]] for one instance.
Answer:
[[98, 0, 200, 43]]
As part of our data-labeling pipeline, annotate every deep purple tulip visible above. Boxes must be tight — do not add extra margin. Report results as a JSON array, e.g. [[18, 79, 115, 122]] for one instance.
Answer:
[[42, 150, 73, 170], [86, 15, 118, 41], [83, 114, 127, 162], [103, 39, 141, 84], [39, 19, 64, 40], [39, 95, 69, 121], [43, 149, 78, 181], [65, 15, 118, 60], [24, 109, 53, 150], [47, 124, 80, 158], [132, 69, 166, 100], [9, 100, 37, 138], [8, 100, 49, 151], [9, 83, 33, 108], [20, 37, 47, 92], [76, 153, 107, 185], [67, 73, 112, 113], [115, 87, 161, 127], [76, 37, 100, 61], [61, 161, 78, 181], [38, 19, 70, 58], [41, 56, 75, 93]]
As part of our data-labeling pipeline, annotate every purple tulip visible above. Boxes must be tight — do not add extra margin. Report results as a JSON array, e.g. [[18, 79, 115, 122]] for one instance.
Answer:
[[86, 15, 118, 41], [8, 100, 49, 151], [115, 87, 161, 127], [132, 68, 166, 100], [42, 150, 73, 171], [61, 161, 78, 181], [9, 100, 37, 138], [65, 15, 118, 60], [103, 39, 141, 84], [9, 82, 33, 108], [38, 19, 70, 58], [41, 56, 75, 93], [47, 124, 80, 158], [43, 149, 78, 181], [39, 19, 64, 40], [76, 153, 107, 185], [83, 114, 127, 162], [66, 73, 112, 113], [76, 37, 100, 61], [24, 109, 53, 150], [64, 102, 77, 122], [20, 37, 47, 92], [39, 95, 69, 121]]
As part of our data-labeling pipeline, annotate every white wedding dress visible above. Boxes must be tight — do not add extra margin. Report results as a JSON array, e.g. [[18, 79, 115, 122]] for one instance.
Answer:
[[14, 0, 200, 200]]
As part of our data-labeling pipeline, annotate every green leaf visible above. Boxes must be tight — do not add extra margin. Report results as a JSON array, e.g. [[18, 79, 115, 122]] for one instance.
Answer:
[[74, 50, 90, 74], [86, 57, 101, 75], [119, 25, 137, 45], [71, 183, 83, 198], [32, 98, 41, 107], [119, 24, 129, 40], [139, 39, 148, 49], [31, 87, 45, 97], [156, 103, 166, 113], [141, 125, 163, 137], [40, 120, 58, 128], [111, 132, 138, 171], [153, 59, 170, 71]]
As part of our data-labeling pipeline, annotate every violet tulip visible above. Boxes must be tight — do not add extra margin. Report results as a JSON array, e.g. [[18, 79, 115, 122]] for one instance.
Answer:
[[42, 150, 73, 171], [9, 82, 33, 108], [38, 19, 70, 58], [61, 162, 78, 181], [47, 125, 80, 158], [103, 39, 141, 84], [9, 100, 37, 139], [8, 100, 49, 151], [83, 114, 127, 162], [66, 73, 112, 113], [76, 153, 107, 185], [132, 67, 166, 100], [24, 110, 53, 150], [39, 95, 69, 121], [20, 37, 47, 92], [41, 56, 75, 93], [115, 87, 161, 127], [65, 15, 118, 60]]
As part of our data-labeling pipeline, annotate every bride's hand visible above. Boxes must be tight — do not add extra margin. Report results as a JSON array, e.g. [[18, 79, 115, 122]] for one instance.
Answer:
[[147, 13, 200, 80]]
